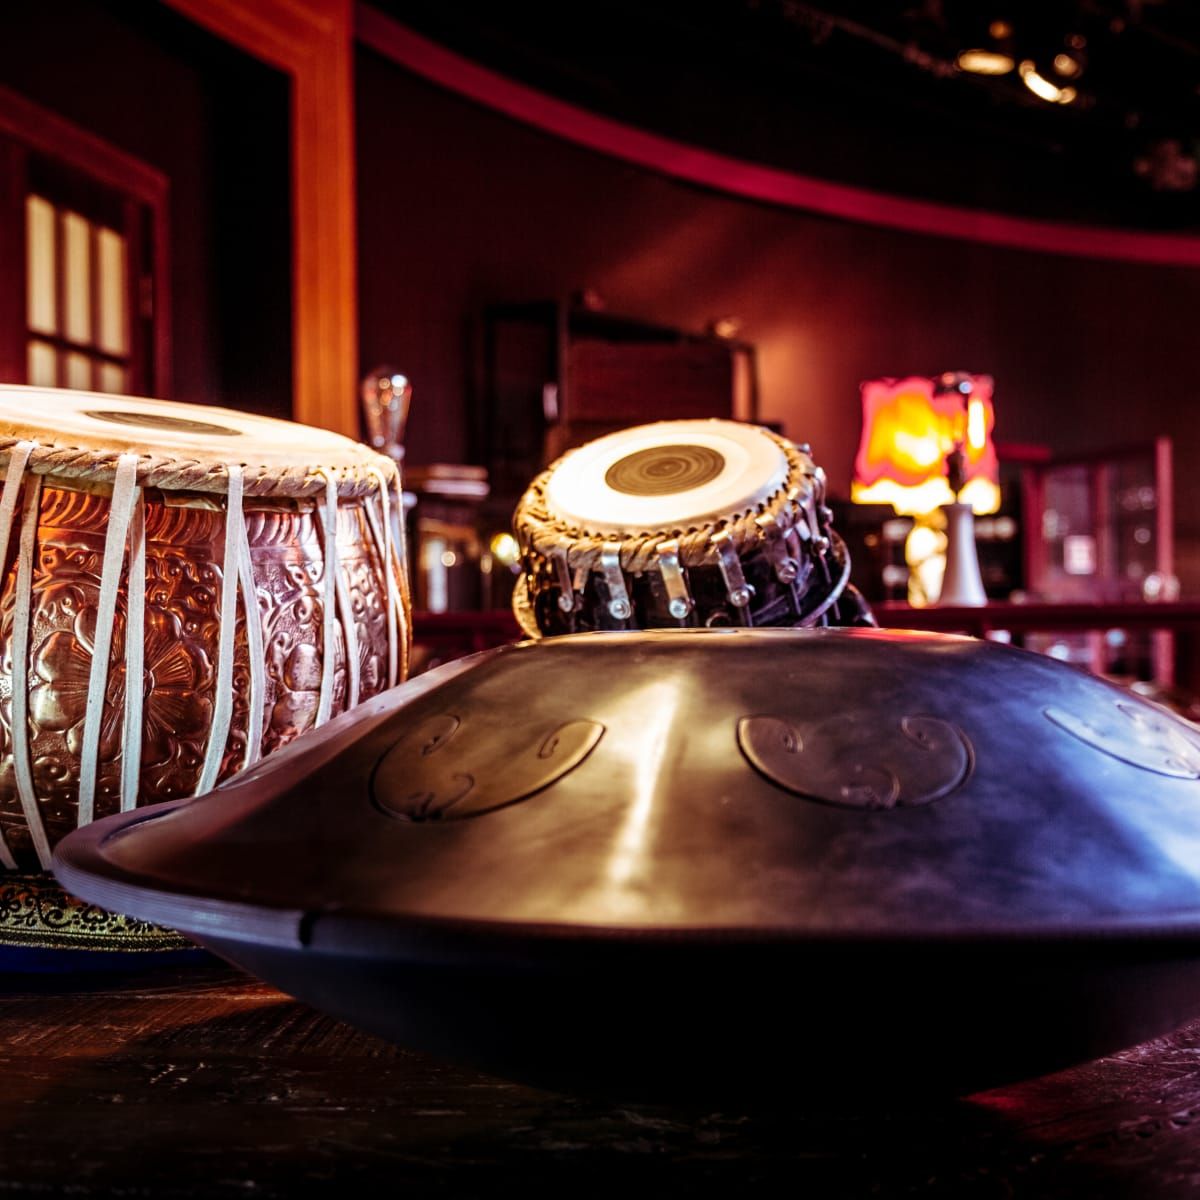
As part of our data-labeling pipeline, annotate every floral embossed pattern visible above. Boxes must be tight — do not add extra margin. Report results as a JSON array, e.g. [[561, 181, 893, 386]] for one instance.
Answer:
[[0, 485, 397, 872], [0, 871, 190, 950]]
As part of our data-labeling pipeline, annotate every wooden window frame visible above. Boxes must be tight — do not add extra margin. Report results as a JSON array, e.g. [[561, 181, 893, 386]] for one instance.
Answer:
[[0, 84, 170, 396]]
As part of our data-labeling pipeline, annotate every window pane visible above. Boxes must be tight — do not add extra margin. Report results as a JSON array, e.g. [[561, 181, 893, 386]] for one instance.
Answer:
[[26, 196, 56, 334], [65, 351, 92, 390], [63, 210, 92, 345], [27, 339, 57, 387], [98, 362, 127, 394], [96, 227, 128, 356]]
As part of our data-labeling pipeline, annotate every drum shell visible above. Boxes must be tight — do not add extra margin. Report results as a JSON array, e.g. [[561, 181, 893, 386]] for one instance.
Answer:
[[528, 541, 857, 633], [0, 479, 395, 865]]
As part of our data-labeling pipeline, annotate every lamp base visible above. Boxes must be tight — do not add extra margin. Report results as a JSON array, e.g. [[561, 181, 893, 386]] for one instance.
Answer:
[[937, 502, 987, 607]]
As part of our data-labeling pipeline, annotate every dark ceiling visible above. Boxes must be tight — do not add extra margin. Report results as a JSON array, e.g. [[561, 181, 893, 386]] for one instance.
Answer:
[[371, 1, 1200, 230]]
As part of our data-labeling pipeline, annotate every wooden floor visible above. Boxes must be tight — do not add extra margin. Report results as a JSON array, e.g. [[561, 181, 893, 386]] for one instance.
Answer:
[[3, 962, 1200, 1197]]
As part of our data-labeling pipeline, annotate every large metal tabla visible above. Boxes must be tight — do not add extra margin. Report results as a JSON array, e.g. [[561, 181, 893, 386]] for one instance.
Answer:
[[512, 419, 872, 636], [0, 386, 408, 954]]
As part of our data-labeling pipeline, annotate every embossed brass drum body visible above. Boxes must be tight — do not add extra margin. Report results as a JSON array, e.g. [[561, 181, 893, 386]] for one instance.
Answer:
[[0, 386, 408, 953], [55, 629, 1200, 1095]]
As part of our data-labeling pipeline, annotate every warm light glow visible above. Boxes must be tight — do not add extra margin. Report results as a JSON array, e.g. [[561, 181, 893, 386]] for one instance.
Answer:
[[1053, 52, 1082, 79], [956, 48, 1015, 76], [852, 375, 1000, 516], [489, 532, 520, 566], [606, 682, 679, 891], [1019, 60, 1077, 104], [966, 397, 986, 451]]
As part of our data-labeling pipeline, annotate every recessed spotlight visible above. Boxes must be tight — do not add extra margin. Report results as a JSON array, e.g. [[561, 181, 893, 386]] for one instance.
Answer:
[[957, 47, 1016, 75], [1019, 59, 1078, 105], [1053, 52, 1082, 78]]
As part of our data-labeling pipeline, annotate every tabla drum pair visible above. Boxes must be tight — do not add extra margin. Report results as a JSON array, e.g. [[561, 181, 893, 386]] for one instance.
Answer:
[[512, 419, 873, 637], [0, 385, 408, 958]]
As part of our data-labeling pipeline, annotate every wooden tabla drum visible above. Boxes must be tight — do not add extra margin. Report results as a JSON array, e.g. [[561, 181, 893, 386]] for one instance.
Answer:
[[513, 419, 872, 636], [0, 386, 408, 954]]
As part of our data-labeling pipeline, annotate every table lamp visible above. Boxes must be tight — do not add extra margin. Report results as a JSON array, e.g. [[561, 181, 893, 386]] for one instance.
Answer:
[[852, 373, 1000, 606]]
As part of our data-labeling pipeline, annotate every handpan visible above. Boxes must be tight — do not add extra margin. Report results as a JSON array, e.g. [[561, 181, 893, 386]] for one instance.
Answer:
[[0, 385, 408, 954], [513, 419, 873, 636], [55, 628, 1200, 1096]]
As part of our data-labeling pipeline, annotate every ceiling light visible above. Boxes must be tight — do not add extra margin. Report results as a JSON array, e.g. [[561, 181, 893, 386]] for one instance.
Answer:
[[957, 47, 1015, 76], [1018, 60, 1078, 105], [1053, 52, 1082, 78]]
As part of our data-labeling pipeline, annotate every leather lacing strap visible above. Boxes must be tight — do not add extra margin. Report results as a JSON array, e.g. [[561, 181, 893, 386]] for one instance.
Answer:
[[314, 468, 358, 726], [77, 454, 139, 831], [231, 476, 266, 770], [119, 490, 146, 810], [364, 463, 405, 689], [197, 464, 267, 794], [2, 442, 39, 868]]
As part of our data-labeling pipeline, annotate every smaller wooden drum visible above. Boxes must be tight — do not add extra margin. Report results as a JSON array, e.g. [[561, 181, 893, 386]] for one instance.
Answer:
[[0, 386, 408, 952], [513, 419, 872, 636]]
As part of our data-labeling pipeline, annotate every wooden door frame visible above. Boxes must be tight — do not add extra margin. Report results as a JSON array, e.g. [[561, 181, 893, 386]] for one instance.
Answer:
[[163, 0, 357, 435]]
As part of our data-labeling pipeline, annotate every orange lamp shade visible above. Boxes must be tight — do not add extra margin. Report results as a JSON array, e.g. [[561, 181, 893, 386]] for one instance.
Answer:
[[851, 374, 1000, 515]]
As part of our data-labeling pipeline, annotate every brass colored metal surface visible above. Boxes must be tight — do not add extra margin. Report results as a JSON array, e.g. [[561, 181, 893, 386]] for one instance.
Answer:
[[0, 482, 394, 867]]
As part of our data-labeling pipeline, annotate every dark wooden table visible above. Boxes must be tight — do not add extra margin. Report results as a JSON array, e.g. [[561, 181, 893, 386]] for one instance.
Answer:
[[4, 963, 1200, 1198]]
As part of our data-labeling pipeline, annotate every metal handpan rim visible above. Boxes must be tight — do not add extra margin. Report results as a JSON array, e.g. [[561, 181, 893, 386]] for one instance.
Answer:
[[53, 800, 1200, 956]]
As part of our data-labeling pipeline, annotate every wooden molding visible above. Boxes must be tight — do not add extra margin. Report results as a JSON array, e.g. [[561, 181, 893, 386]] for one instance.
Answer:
[[163, 0, 358, 435]]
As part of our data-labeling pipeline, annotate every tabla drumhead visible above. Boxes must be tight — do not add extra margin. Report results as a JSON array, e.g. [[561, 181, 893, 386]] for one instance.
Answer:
[[543, 419, 790, 534], [0, 385, 378, 489]]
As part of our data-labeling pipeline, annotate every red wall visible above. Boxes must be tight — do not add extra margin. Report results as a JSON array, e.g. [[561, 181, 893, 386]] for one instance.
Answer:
[[356, 47, 1200, 588]]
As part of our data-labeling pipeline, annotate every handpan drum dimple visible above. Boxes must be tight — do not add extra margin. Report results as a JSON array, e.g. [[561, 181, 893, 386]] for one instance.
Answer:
[[0, 385, 408, 955], [513, 419, 873, 637], [54, 628, 1200, 1098]]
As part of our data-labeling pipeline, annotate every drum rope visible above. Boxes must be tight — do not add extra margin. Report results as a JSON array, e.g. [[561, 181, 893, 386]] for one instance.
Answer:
[[231, 481, 266, 771], [0, 442, 35, 868], [364, 463, 403, 690], [514, 433, 817, 576], [0, 437, 389, 500], [198, 464, 258, 794], [796, 532, 852, 628], [119, 490, 146, 811], [389, 462, 413, 683], [314, 471, 341, 727], [333, 529, 361, 712], [12, 477, 48, 864], [78, 453, 139, 830]]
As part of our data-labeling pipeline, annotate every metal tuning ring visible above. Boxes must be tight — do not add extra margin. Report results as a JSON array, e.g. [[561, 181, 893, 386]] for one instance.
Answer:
[[713, 530, 755, 623], [599, 541, 633, 623], [655, 539, 694, 622]]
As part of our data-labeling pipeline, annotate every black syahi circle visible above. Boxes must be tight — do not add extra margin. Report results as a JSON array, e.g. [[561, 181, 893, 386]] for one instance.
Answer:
[[83, 409, 243, 437], [604, 444, 725, 496]]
